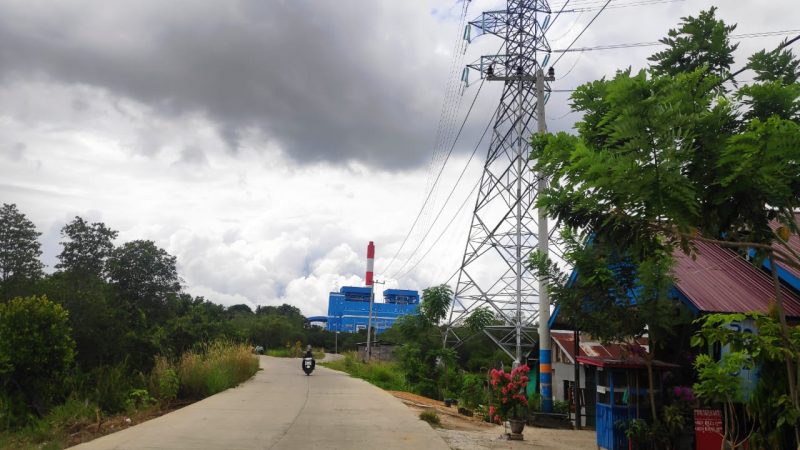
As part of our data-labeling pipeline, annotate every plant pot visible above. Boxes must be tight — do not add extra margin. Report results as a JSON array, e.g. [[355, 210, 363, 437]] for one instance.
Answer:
[[508, 418, 525, 435]]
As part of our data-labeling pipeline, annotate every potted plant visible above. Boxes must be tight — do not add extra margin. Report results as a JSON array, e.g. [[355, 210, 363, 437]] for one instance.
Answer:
[[488, 365, 531, 437]]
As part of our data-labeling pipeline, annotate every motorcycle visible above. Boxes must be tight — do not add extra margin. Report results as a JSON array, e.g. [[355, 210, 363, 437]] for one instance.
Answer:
[[302, 356, 315, 375]]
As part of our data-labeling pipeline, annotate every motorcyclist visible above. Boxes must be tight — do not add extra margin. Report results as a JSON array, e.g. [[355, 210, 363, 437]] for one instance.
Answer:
[[302, 345, 315, 374]]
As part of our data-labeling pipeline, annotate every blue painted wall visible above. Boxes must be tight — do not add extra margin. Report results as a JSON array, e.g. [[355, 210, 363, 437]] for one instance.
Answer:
[[326, 286, 420, 333]]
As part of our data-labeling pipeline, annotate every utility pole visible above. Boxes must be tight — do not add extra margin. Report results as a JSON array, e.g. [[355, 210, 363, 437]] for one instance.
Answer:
[[366, 279, 386, 362], [536, 66, 555, 412], [365, 241, 375, 362]]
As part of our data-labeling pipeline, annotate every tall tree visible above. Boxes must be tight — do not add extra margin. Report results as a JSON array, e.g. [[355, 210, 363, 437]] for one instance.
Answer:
[[420, 284, 452, 325], [530, 8, 800, 443], [0, 204, 44, 298], [107, 240, 181, 324], [56, 216, 118, 279], [649, 7, 738, 81]]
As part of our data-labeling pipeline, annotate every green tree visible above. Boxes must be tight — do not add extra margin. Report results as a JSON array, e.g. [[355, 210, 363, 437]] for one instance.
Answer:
[[0, 296, 75, 424], [530, 8, 800, 440], [390, 285, 459, 399], [464, 307, 494, 332], [420, 284, 452, 324], [107, 240, 181, 324], [649, 7, 737, 81], [693, 313, 800, 448], [56, 216, 118, 279], [40, 272, 123, 369], [0, 204, 44, 298]]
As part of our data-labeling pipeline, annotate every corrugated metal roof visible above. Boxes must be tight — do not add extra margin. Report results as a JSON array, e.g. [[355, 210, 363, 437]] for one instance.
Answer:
[[770, 217, 800, 281], [576, 355, 678, 369], [551, 330, 648, 363], [673, 240, 800, 317]]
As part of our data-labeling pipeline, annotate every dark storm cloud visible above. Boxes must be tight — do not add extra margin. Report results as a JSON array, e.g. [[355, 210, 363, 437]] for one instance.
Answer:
[[0, 1, 454, 169]]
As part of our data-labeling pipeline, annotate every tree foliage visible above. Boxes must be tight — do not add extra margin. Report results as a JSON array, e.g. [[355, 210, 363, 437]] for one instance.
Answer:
[[649, 7, 737, 81], [0, 296, 75, 422], [107, 240, 181, 322], [420, 284, 452, 325], [530, 8, 800, 437], [0, 203, 44, 285], [56, 216, 118, 279]]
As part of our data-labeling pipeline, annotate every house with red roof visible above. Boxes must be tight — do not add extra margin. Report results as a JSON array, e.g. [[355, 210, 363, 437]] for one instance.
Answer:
[[547, 236, 800, 446]]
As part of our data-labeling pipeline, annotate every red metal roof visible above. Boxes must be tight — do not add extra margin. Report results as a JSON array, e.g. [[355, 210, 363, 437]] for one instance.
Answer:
[[576, 355, 678, 370], [672, 240, 800, 317], [551, 330, 648, 362]]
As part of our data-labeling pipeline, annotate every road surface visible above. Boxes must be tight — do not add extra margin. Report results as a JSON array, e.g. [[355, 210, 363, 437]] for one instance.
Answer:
[[72, 356, 450, 449]]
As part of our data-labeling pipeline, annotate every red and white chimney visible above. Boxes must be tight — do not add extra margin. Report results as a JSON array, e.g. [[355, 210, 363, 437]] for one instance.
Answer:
[[366, 241, 375, 287]]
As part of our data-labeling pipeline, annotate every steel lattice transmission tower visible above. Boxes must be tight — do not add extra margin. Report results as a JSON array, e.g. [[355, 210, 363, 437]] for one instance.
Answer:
[[444, 0, 555, 366]]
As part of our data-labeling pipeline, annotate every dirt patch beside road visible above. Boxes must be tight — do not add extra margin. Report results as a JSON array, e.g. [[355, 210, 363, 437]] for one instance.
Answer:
[[389, 390, 596, 450]]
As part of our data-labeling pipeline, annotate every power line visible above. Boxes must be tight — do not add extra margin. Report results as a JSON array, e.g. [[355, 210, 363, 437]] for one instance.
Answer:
[[382, 3, 472, 276], [422, 2, 472, 233], [379, 78, 486, 276], [729, 33, 800, 81], [388, 108, 497, 280], [551, 29, 800, 53], [393, 177, 481, 282], [574, 0, 684, 12], [551, 0, 612, 68]]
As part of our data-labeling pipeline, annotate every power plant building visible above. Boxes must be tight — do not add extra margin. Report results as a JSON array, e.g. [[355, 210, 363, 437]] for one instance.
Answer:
[[325, 286, 419, 333]]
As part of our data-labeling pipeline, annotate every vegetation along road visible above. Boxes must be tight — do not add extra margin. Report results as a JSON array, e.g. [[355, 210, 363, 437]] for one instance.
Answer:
[[72, 356, 450, 450]]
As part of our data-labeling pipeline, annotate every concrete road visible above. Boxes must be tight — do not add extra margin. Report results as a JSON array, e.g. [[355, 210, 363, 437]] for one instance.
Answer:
[[72, 356, 450, 450]]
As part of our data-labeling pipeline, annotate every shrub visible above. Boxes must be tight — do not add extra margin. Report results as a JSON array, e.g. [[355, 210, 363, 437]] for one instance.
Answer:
[[90, 363, 134, 413], [553, 400, 570, 415], [125, 389, 156, 411], [0, 296, 76, 425], [459, 374, 487, 409], [419, 410, 441, 427], [148, 357, 179, 404]]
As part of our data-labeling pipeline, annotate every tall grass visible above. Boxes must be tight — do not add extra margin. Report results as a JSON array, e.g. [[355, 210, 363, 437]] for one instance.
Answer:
[[176, 341, 259, 399], [321, 352, 407, 391]]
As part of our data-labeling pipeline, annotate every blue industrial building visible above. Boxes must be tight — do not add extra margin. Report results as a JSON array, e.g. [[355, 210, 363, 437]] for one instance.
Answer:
[[323, 286, 420, 333]]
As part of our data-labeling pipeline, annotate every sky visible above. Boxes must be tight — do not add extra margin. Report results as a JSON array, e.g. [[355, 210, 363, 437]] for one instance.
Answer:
[[0, 0, 796, 316]]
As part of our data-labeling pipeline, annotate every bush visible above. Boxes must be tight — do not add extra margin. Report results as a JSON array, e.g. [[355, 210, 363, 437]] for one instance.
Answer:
[[177, 341, 259, 398], [125, 389, 156, 411], [0, 295, 76, 425], [148, 357, 179, 404], [419, 410, 441, 427], [459, 374, 487, 409], [90, 363, 134, 413], [553, 400, 570, 415]]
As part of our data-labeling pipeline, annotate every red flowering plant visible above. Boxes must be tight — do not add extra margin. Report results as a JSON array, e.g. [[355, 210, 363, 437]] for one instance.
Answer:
[[487, 365, 530, 424]]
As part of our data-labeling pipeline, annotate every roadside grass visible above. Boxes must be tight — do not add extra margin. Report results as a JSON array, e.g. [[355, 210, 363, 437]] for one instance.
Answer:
[[1, 341, 259, 449], [266, 343, 325, 359], [0, 397, 102, 449], [321, 352, 407, 391], [176, 340, 260, 398], [419, 410, 441, 428]]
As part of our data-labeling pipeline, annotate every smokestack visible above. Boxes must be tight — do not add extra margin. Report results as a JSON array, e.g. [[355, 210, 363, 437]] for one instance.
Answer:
[[366, 241, 375, 287]]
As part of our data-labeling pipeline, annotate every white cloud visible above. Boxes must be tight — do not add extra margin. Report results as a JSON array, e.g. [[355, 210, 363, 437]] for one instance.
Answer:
[[0, 0, 795, 317]]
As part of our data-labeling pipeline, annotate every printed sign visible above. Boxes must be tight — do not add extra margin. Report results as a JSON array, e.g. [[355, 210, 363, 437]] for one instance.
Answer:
[[694, 409, 723, 450]]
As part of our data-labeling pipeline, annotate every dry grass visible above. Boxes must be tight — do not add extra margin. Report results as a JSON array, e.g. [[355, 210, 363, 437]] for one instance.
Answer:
[[176, 341, 259, 399]]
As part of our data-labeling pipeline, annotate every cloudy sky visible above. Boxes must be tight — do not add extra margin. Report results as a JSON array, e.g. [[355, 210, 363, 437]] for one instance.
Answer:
[[0, 0, 796, 316]]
